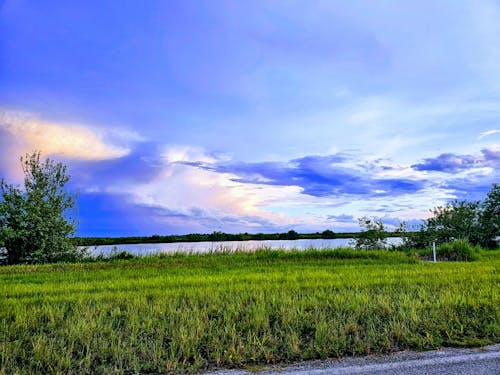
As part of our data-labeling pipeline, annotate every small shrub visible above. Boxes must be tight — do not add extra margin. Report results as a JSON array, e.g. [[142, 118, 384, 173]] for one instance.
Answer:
[[437, 239, 480, 261]]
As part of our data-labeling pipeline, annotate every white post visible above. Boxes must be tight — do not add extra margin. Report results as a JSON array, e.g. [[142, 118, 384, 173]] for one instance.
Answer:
[[432, 241, 436, 263]]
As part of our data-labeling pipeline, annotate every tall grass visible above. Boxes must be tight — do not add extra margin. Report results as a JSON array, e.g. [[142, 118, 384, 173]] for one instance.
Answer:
[[0, 248, 498, 374], [437, 239, 481, 261]]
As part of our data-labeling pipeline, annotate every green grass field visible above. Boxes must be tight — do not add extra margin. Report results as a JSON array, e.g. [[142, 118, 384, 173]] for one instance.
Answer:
[[1, 248, 499, 374]]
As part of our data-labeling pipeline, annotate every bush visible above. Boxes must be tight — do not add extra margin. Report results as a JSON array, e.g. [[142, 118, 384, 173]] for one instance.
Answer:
[[0, 152, 85, 264], [437, 239, 480, 261]]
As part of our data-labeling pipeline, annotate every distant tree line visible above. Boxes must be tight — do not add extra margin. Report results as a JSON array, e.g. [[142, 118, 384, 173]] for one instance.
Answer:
[[73, 229, 384, 247]]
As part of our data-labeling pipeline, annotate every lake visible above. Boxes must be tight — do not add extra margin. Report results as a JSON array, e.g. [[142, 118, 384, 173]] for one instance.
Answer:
[[85, 237, 403, 257]]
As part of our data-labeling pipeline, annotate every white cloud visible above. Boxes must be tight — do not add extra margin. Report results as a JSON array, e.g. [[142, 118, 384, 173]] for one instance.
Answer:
[[0, 111, 131, 160], [161, 145, 217, 164], [478, 129, 500, 139]]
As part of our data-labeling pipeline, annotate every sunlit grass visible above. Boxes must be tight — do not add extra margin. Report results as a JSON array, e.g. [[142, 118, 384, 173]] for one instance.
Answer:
[[0, 248, 498, 374]]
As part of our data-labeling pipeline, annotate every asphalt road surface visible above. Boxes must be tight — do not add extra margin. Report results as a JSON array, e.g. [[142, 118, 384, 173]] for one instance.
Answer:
[[207, 344, 500, 375]]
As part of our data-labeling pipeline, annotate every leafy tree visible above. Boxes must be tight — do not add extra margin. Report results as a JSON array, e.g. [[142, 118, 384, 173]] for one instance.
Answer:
[[286, 230, 299, 240], [355, 217, 387, 250], [411, 184, 499, 249], [425, 200, 481, 246], [0, 152, 84, 264], [479, 183, 500, 248], [321, 229, 335, 239]]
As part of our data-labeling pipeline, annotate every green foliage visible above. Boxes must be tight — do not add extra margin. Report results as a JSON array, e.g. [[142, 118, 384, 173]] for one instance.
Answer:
[[0, 152, 85, 264], [355, 217, 388, 250], [436, 239, 480, 261], [479, 183, 500, 248], [321, 229, 335, 239], [208, 230, 226, 241], [398, 184, 499, 250], [286, 229, 299, 240], [426, 200, 481, 245], [0, 249, 498, 374]]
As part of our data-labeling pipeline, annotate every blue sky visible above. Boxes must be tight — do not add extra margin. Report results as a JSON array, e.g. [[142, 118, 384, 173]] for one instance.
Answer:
[[1, 0, 499, 236]]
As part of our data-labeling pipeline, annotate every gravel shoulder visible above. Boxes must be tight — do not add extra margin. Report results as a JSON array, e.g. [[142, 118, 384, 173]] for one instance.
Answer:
[[205, 344, 500, 375]]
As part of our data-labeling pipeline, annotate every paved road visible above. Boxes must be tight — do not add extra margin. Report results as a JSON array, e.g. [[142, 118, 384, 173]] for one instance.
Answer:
[[206, 344, 500, 375]]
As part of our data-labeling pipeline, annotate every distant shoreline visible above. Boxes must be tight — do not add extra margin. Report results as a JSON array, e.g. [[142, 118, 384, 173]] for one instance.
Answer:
[[73, 231, 406, 246]]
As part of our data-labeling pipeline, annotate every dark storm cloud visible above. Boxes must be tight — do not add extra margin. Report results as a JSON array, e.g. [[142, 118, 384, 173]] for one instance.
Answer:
[[412, 148, 499, 173], [204, 154, 425, 198], [67, 142, 163, 189], [411, 153, 478, 172], [76, 191, 279, 237]]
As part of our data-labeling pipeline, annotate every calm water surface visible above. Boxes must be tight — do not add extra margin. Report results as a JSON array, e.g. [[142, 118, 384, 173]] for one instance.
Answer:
[[86, 238, 402, 257]]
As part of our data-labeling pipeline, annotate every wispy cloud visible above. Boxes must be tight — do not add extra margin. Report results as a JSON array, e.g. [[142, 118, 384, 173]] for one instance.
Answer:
[[326, 214, 355, 223], [478, 129, 500, 139]]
